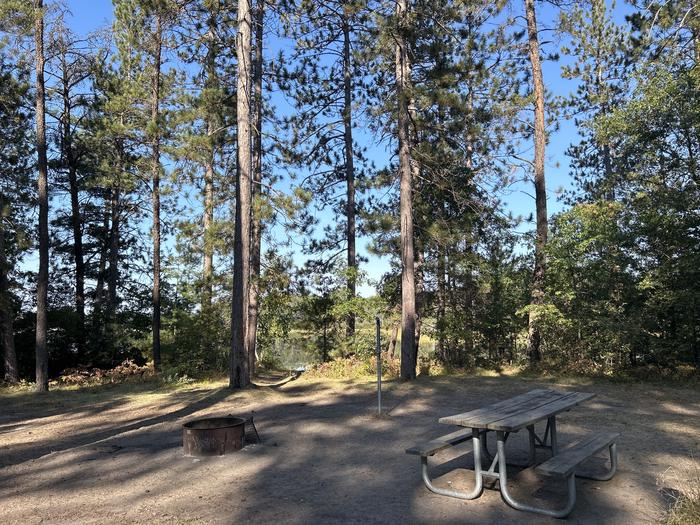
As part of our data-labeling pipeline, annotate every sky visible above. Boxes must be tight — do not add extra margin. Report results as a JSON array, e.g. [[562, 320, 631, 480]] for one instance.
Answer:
[[58, 0, 634, 296]]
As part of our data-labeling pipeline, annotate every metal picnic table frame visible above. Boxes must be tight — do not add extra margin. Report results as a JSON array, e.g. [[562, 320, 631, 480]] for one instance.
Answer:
[[419, 389, 617, 518]]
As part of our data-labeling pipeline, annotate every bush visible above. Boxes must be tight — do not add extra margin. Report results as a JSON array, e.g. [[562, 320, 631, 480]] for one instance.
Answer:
[[52, 359, 154, 387], [304, 354, 400, 380]]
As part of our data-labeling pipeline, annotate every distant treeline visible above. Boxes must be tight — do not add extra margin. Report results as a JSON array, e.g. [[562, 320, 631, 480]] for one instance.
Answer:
[[0, 0, 698, 389]]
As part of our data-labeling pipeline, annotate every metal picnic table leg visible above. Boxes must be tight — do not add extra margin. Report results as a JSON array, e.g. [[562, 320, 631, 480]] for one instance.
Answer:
[[576, 442, 618, 481], [420, 427, 484, 500], [496, 430, 577, 518], [549, 416, 558, 455], [527, 416, 560, 466], [527, 425, 537, 466]]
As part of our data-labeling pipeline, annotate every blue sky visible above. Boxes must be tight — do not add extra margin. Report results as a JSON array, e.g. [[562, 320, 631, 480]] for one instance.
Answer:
[[60, 0, 633, 296]]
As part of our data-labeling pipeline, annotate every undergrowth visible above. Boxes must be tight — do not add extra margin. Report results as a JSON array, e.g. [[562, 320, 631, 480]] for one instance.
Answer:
[[663, 461, 700, 525]]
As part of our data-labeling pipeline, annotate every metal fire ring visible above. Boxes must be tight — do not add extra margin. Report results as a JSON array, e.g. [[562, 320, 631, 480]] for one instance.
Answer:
[[182, 416, 246, 457]]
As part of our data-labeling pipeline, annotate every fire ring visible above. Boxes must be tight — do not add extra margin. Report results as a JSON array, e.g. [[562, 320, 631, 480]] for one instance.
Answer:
[[182, 417, 246, 457]]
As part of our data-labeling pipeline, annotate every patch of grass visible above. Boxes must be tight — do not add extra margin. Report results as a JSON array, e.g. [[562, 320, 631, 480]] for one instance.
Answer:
[[660, 456, 700, 525], [666, 494, 700, 525], [0, 375, 227, 413]]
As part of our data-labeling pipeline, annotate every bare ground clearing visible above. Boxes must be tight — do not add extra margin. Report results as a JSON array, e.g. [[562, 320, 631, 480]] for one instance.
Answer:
[[1, 374, 698, 524]]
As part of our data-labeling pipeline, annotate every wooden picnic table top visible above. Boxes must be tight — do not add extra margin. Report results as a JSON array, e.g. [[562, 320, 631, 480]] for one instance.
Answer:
[[438, 388, 595, 433]]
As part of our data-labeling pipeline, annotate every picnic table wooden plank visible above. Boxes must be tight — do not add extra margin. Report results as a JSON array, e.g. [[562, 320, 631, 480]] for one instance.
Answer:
[[486, 391, 595, 432], [405, 428, 475, 456], [535, 431, 619, 477], [438, 389, 565, 427], [437, 389, 551, 427]]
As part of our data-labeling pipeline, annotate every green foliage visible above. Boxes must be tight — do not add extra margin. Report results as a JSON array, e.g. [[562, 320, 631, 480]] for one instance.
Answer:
[[2, 0, 700, 385]]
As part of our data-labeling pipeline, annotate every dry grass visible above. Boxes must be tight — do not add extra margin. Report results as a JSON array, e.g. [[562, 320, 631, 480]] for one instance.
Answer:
[[666, 493, 700, 525], [662, 458, 700, 525]]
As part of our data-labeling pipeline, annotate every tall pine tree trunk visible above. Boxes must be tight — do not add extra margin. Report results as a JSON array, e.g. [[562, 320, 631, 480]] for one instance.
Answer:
[[202, 10, 216, 311], [525, 0, 548, 365], [203, 143, 214, 309], [107, 184, 120, 319], [34, 0, 49, 392], [414, 248, 424, 359], [342, 10, 356, 339], [0, 198, 18, 383], [247, 0, 264, 375], [436, 244, 446, 362], [61, 57, 85, 353], [93, 211, 109, 325], [151, 13, 163, 372], [231, 0, 252, 388], [396, 0, 416, 380], [463, 89, 475, 360]]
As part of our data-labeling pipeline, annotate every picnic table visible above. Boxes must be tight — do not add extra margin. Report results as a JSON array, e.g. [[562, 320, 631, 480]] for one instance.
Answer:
[[406, 389, 619, 518]]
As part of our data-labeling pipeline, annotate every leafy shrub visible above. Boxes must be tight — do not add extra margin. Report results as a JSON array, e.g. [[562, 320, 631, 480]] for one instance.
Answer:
[[304, 355, 400, 380], [52, 359, 154, 387]]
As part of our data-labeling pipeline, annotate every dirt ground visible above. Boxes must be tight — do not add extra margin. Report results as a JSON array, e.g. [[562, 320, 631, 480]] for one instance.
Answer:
[[1, 374, 699, 524]]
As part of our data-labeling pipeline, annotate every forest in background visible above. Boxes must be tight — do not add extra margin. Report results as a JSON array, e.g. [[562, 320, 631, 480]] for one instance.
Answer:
[[0, 0, 698, 390]]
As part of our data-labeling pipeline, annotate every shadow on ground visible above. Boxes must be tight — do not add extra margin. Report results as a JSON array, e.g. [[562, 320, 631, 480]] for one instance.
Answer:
[[1, 375, 698, 524]]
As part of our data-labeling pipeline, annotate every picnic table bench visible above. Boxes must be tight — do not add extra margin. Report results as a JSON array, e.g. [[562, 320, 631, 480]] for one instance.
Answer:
[[406, 389, 619, 518]]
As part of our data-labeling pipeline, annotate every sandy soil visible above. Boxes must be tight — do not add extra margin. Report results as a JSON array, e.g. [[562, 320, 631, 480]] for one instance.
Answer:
[[1, 374, 698, 524]]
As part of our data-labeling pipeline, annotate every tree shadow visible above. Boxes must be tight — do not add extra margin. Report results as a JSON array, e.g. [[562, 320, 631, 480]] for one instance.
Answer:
[[0, 375, 697, 523], [0, 386, 234, 468]]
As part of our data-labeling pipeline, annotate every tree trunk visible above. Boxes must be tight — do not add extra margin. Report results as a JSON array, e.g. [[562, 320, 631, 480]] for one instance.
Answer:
[[231, 0, 252, 389], [389, 320, 399, 359], [414, 248, 423, 362], [202, 10, 216, 311], [34, 0, 49, 392], [247, 0, 264, 375], [342, 10, 357, 339], [61, 53, 85, 353], [0, 199, 18, 383], [93, 211, 109, 325], [395, 0, 417, 380], [151, 13, 163, 372], [203, 152, 214, 309], [525, 0, 547, 365], [463, 89, 475, 360], [107, 185, 120, 318], [436, 245, 446, 362]]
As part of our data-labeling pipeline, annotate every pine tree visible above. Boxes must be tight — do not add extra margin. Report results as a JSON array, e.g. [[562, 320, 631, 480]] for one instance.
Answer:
[[231, 0, 253, 388], [34, 0, 50, 391], [113, 0, 177, 371], [0, 54, 33, 383], [524, 0, 547, 365], [395, 0, 417, 380], [47, 18, 95, 355], [247, 0, 265, 374], [560, 0, 629, 201], [278, 0, 371, 341]]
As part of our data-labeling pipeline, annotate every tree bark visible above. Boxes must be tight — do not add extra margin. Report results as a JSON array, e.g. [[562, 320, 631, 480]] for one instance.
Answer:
[[525, 0, 547, 365], [203, 153, 214, 309], [202, 9, 216, 311], [93, 211, 109, 324], [151, 12, 163, 372], [395, 0, 417, 380], [342, 9, 357, 339], [463, 89, 475, 360], [0, 197, 18, 383], [34, 0, 49, 392], [231, 0, 252, 388], [414, 248, 423, 358], [247, 0, 264, 375], [60, 48, 86, 353], [389, 320, 399, 359], [107, 184, 120, 319], [436, 245, 446, 362]]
